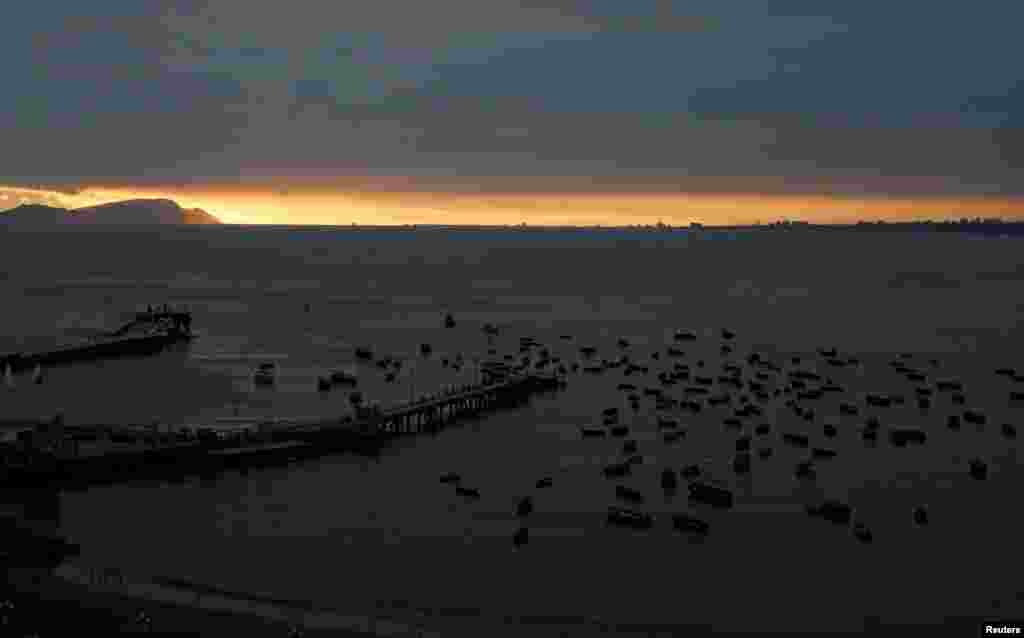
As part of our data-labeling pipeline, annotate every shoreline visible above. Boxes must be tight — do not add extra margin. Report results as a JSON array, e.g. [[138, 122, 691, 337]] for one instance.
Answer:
[[4, 562, 990, 637], [6, 565, 388, 637]]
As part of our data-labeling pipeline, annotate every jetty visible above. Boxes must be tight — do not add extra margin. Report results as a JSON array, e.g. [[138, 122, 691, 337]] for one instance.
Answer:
[[0, 373, 566, 490], [0, 307, 193, 373]]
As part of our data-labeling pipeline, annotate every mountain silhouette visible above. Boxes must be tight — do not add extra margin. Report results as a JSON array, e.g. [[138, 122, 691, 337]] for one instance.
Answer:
[[0, 204, 70, 225], [0, 198, 221, 225]]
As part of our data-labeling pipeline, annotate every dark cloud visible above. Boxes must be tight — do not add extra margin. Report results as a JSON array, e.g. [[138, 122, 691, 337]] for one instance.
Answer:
[[0, 2, 1021, 196]]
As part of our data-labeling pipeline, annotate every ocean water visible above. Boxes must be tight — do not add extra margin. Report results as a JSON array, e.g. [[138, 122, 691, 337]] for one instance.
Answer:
[[2, 226, 1023, 634]]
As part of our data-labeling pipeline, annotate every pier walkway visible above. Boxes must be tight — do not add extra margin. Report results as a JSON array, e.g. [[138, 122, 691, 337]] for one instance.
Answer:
[[283, 373, 562, 438], [0, 373, 567, 489], [0, 308, 193, 372]]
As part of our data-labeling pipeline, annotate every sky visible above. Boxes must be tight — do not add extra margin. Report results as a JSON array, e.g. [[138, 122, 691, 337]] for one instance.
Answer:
[[1, 1, 1022, 225]]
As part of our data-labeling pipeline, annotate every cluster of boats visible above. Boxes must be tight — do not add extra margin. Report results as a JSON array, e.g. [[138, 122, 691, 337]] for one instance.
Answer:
[[251, 361, 360, 390]]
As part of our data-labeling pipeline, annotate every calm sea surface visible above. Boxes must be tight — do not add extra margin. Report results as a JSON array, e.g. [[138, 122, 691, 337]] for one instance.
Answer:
[[2, 226, 1023, 634]]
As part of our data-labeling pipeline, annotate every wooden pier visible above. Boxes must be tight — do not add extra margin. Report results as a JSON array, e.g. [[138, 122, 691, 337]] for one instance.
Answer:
[[0, 309, 193, 373], [0, 373, 567, 490], [287, 373, 563, 440]]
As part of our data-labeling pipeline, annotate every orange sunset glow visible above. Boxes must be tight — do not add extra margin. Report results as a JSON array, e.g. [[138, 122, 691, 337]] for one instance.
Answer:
[[3, 184, 1022, 227]]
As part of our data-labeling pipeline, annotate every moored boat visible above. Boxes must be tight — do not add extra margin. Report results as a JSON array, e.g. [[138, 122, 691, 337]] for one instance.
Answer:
[[329, 368, 359, 385], [252, 362, 277, 386], [606, 506, 653, 529]]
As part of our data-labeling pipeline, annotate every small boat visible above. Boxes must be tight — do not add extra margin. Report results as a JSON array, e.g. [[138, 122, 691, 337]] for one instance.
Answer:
[[512, 526, 529, 548], [354, 347, 373, 360], [662, 430, 685, 444], [805, 499, 853, 525], [968, 458, 988, 480], [852, 522, 873, 543], [865, 394, 892, 407], [671, 513, 710, 536], [794, 460, 816, 479], [888, 428, 926, 447], [782, 433, 810, 448], [912, 506, 929, 526], [732, 452, 751, 474], [329, 368, 358, 386], [606, 506, 653, 529], [515, 497, 533, 517], [660, 468, 678, 490], [602, 462, 631, 479], [688, 482, 734, 508], [615, 485, 645, 504], [680, 464, 701, 480], [252, 362, 277, 386]]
